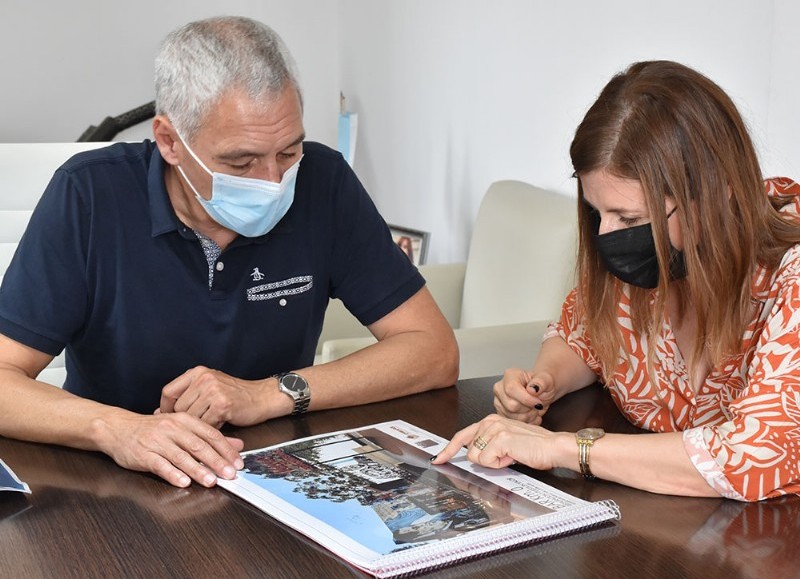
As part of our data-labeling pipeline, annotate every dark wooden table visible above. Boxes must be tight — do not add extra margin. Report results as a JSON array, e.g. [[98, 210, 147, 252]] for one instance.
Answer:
[[1, 377, 799, 578]]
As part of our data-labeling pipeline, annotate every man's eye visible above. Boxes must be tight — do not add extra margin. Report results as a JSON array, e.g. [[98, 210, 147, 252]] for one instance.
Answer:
[[279, 151, 298, 160]]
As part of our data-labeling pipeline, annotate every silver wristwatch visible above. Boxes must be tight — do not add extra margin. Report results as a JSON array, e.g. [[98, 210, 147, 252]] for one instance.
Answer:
[[276, 372, 310, 415]]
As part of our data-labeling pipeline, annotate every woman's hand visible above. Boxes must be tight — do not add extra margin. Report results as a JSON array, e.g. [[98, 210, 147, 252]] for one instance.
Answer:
[[492, 368, 556, 424], [431, 414, 570, 471]]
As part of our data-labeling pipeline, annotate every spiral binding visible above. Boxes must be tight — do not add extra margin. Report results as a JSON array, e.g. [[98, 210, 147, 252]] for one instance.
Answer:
[[370, 500, 620, 578]]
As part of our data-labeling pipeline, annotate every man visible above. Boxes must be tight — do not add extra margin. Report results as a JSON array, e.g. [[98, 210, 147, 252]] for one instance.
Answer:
[[0, 17, 458, 488]]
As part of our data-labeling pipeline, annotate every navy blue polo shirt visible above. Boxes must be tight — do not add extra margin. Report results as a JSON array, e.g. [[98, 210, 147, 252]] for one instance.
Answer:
[[0, 141, 423, 414]]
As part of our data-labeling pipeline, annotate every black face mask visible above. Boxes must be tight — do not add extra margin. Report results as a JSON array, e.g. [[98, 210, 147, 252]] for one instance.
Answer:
[[591, 209, 687, 289]]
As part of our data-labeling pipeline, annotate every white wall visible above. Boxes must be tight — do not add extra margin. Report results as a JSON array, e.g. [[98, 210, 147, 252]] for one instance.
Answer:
[[5, 1, 800, 264], [339, 0, 800, 263], [1, 0, 340, 145], [764, 1, 800, 179]]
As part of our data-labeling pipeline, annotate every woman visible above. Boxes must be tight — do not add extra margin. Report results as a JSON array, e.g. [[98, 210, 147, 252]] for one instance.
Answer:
[[396, 235, 416, 264], [433, 60, 800, 501]]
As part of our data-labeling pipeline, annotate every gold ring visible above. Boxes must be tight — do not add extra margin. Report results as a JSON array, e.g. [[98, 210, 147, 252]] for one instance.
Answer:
[[473, 436, 488, 450]]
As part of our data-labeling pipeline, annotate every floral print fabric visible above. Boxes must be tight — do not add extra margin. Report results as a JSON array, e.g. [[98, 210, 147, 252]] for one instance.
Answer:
[[545, 177, 800, 501]]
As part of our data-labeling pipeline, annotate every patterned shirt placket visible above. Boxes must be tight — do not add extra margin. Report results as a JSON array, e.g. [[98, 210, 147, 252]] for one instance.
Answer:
[[193, 230, 222, 289]]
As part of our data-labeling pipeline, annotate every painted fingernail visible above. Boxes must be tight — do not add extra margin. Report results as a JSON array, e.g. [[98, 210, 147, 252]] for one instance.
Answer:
[[531, 384, 540, 393], [429, 455, 438, 462], [534, 403, 544, 410]]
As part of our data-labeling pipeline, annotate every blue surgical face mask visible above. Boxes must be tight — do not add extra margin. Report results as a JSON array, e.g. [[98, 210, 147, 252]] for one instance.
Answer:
[[175, 134, 303, 237]]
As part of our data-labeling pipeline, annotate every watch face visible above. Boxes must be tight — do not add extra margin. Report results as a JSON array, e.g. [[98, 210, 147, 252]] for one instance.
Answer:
[[577, 428, 605, 441], [281, 373, 307, 393]]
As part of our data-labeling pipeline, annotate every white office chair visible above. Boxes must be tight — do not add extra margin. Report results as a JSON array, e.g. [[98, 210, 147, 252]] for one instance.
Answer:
[[0, 142, 108, 387], [318, 180, 578, 379]]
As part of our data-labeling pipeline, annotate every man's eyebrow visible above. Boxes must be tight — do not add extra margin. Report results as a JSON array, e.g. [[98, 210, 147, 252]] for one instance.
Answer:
[[215, 134, 306, 161], [216, 149, 259, 161], [284, 133, 306, 149]]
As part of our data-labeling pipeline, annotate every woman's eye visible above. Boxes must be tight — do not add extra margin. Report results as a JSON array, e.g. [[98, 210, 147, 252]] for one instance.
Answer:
[[620, 216, 640, 227]]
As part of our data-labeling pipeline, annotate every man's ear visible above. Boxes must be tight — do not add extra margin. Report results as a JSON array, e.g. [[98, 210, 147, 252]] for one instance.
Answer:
[[152, 115, 180, 166]]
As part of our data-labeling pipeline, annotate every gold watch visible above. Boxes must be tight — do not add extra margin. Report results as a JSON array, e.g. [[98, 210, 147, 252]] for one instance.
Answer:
[[576, 428, 605, 479]]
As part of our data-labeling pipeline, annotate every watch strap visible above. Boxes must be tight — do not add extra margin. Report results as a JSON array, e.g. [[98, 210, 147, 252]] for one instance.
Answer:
[[578, 439, 595, 478], [291, 392, 310, 415], [576, 428, 604, 479]]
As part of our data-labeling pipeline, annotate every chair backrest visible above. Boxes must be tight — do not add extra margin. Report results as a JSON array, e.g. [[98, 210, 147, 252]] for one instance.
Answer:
[[460, 180, 577, 329], [0, 142, 109, 386], [314, 262, 466, 362]]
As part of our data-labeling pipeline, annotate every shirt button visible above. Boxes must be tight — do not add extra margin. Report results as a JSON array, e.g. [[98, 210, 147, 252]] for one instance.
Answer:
[[215, 261, 224, 271], [279, 298, 287, 307]]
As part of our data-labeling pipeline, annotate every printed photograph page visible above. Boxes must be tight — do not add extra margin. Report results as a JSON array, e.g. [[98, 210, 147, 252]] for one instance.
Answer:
[[217, 420, 616, 573], [0, 459, 30, 494]]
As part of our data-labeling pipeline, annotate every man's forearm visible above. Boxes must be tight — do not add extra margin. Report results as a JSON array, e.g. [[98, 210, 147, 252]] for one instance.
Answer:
[[293, 327, 458, 412], [0, 369, 129, 451]]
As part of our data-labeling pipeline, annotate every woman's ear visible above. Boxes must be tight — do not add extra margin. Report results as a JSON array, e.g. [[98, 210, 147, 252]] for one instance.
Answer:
[[152, 116, 180, 166]]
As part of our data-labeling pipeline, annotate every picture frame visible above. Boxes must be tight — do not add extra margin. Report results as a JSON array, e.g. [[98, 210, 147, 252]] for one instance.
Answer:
[[388, 224, 430, 266]]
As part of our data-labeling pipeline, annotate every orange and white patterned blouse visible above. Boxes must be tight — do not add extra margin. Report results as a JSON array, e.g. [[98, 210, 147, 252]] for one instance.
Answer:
[[545, 177, 800, 501]]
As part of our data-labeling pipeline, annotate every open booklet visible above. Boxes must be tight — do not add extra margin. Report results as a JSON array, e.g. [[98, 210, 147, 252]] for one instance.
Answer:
[[217, 420, 620, 578]]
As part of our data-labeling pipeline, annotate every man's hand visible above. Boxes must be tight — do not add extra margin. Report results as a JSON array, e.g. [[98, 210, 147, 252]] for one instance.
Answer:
[[158, 366, 286, 427], [94, 410, 244, 488]]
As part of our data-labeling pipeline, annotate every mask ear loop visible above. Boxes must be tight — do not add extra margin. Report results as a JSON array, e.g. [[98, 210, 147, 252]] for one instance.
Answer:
[[172, 129, 215, 203], [174, 129, 214, 177], [175, 165, 205, 201]]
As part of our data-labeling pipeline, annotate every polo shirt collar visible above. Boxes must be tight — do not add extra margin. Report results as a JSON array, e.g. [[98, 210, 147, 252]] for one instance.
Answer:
[[148, 146, 182, 238]]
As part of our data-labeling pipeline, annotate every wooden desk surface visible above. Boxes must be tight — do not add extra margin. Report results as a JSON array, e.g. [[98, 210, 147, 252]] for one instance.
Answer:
[[1, 378, 798, 578]]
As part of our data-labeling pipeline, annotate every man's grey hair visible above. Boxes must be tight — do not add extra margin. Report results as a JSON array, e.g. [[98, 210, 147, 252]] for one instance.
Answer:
[[155, 16, 302, 140]]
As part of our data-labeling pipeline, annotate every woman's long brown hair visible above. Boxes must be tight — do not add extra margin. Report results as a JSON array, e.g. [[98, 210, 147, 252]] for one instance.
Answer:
[[569, 60, 800, 379]]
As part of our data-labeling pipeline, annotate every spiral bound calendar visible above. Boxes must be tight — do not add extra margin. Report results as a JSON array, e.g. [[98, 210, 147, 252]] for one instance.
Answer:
[[217, 420, 620, 578]]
